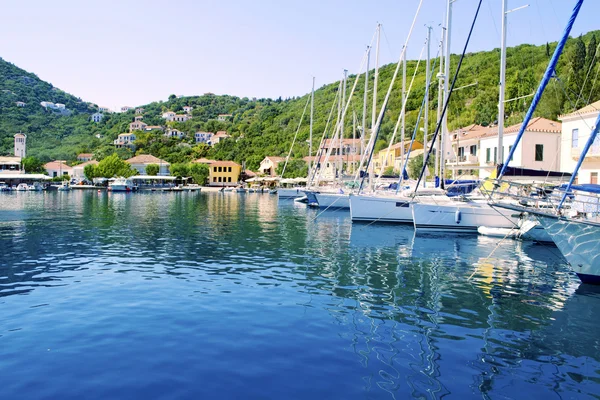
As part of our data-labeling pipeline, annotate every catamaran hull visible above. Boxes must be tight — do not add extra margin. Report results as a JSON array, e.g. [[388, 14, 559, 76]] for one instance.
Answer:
[[313, 193, 350, 209], [535, 215, 600, 284], [349, 195, 412, 223], [412, 201, 518, 233], [277, 188, 305, 199]]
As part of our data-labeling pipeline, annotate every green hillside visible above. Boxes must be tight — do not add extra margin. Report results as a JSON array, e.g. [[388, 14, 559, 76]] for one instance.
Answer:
[[1, 30, 599, 172]]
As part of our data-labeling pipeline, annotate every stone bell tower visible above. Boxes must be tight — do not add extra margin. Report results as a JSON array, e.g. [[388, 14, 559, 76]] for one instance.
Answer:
[[14, 132, 26, 158]]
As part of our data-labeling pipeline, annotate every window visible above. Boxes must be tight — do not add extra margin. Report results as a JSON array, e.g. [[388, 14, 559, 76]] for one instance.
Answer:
[[228, 167, 232, 172], [535, 144, 544, 161], [218, 166, 222, 172], [458, 147, 464, 157], [213, 167, 217, 172], [213, 177, 216, 182], [592, 172, 598, 184], [572, 128, 579, 148], [494, 147, 497, 163], [470, 145, 477, 156], [228, 177, 232, 182], [486, 148, 491, 163], [508, 145, 514, 161], [218, 177, 222, 182]]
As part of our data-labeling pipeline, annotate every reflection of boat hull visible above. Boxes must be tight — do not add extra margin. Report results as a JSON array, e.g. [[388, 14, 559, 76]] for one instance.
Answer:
[[535, 214, 600, 284], [349, 194, 412, 223], [108, 185, 133, 192], [313, 192, 350, 209], [412, 201, 518, 233]]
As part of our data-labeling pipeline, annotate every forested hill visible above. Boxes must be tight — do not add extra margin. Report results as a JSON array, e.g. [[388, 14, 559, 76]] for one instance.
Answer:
[[1, 30, 599, 171]]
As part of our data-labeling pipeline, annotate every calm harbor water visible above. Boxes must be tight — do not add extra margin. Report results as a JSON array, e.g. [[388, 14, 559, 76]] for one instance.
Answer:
[[1, 190, 599, 399]]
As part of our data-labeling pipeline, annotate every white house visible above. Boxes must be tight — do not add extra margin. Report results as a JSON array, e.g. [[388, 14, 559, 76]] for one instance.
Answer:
[[135, 107, 145, 114], [165, 128, 185, 139], [212, 131, 231, 145], [559, 100, 600, 184], [15, 101, 26, 107], [72, 160, 98, 181], [55, 103, 66, 110], [259, 156, 285, 176], [77, 153, 94, 162], [195, 131, 214, 145], [477, 117, 562, 178], [126, 154, 170, 176], [44, 161, 73, 178], [129, 120, 148, 132], [40, 101, 56, 109], [217, 114, 232, 122], [183, 106, 193, 114], [114, 133, 136, 148], [91, 112, 104, 123], [162, 111, 176, 121], [14, 133, 26, 158], [173, 114, 191, 122]]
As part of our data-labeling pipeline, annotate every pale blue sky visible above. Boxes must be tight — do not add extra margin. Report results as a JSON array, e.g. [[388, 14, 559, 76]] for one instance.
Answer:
[[1, 0, 596, 109]]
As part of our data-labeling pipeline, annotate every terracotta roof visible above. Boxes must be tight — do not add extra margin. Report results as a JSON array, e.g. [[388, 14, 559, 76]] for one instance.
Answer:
[[74, 160, 99, 168], [244, 169, 257, 177], [44, 161, 73, 171], [481, 117, 561, 138], [77, 153, 93, 158], [211, 160, 240, 167], [449, 124, 490, 142], [216, 130, 227, 135], [193, 158, 216, 164], [214, 131, 230, 138], [126, 154, 170, 165], [559, 100, 600, 119], [145, 125, 164, 130], [264, 156, 285, 163]]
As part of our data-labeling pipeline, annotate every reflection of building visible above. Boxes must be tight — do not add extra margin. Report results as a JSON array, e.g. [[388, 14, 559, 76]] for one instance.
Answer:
[[559, 100, 600, 184], [209, 161, 241, 186], [126, 154, 170, 175], [259, 156, 285, 176], [14, 133, 26, 158]]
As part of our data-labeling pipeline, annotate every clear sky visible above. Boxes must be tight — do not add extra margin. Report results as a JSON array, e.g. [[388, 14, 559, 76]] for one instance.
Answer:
[[1, 0, 596, 110]]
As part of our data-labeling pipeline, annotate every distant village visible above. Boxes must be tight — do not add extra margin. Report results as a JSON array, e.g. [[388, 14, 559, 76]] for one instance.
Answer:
[[2, 99, 600, 187]]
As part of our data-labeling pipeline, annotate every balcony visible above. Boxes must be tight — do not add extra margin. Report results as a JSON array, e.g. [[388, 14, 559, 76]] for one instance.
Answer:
[[447, 154, 479, 165], [571, 146, 600, 160]]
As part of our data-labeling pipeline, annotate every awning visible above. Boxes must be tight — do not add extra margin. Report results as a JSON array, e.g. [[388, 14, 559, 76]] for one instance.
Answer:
[[131, 175, 177, 180], [0, 174, 51, 180]]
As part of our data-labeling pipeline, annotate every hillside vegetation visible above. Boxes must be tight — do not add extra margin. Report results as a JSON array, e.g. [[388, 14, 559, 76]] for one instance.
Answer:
[[1, 30, 599, 171]]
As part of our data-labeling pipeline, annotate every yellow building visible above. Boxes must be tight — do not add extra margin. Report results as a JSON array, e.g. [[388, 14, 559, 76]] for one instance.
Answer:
[[209, 161, 241, 186], [373, 141, 424, 173]]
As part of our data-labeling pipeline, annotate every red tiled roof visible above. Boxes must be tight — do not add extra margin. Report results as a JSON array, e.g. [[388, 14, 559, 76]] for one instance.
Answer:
[[44, 161, 73, 171], [211, 160, 240, 167], [126, 154, 170, 165], [193, 158, 216, 164]]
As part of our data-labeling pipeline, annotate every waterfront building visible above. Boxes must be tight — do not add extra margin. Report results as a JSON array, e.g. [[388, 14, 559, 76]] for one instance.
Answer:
[[305, 155, 362, 180], [126, 154, 170, 176], [44, 161, 73, 178], [208, 161, 241, 186], [559, 100, 600, 184], [0, 156, 22, 173], [77, 153, 94, 162], [259, 156, 285, 176], [373, 141, 424, 174], [14, 133, 26, 158], [72, 160, 99, 181]]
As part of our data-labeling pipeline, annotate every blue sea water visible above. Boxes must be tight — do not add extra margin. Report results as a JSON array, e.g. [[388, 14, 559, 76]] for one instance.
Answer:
[[1, 190, 599, 399]]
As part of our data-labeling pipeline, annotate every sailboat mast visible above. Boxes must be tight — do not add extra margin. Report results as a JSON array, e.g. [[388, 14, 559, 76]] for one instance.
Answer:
[[401, 46, 407, 174], [362, 46, 370, 164], [340, 69, 348, 178], [423, 26, 432, 188], [498, 0, 507, 164], [440, 0, 452, 188], [310, 76, 315, 173], [369, 23, 381, 191], [435, 28, 445, 182]]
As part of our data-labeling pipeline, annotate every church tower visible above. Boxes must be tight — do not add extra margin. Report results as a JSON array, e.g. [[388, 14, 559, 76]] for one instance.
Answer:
[[14, 133, 26, 158]]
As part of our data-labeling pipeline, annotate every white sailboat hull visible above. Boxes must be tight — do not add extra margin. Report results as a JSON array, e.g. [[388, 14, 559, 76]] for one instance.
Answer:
[[313, 192, 350, 209], [412, 200, 518, 233], [535, 214, 600, 284], [349, 195, 412, 223]]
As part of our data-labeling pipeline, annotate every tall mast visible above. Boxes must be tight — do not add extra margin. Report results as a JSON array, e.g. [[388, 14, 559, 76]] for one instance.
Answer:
[[369, 23, 381, 191], [440, 0, 452, 188], [309, 76, 315, 173], [435, 27, 445, 182], [340, 69, 348, 178], [362, 46, 370, 163], [498, 0, 507, 164], [401, 45, 407, 173], [423, 26, 432, 188]]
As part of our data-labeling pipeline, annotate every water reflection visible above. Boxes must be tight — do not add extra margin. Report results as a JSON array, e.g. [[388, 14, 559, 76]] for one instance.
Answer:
[[0, 191, 598, 398]]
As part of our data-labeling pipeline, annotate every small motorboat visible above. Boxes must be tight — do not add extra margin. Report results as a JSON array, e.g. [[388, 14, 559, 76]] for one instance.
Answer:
[[108, 177, 136, 192], [57, 181, 71, 191], [16, 183, 28, 191]]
